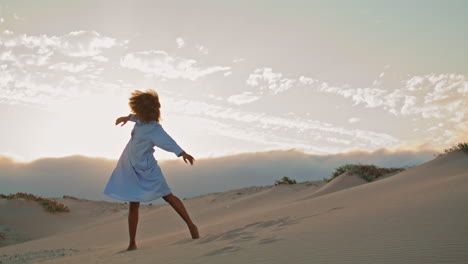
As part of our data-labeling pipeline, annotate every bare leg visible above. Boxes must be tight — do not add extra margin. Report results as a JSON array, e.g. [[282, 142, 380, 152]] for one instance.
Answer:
[[163, 193, 199, 239], [127, 201, 140, 250]]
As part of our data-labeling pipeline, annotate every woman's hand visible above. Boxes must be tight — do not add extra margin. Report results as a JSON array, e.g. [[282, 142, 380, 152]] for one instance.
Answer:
[[116, 115, 130, 126], [180, 152, 195, 165]]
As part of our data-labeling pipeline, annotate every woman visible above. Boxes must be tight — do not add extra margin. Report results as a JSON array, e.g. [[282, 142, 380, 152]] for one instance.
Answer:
[[103, 90, 199, 251]]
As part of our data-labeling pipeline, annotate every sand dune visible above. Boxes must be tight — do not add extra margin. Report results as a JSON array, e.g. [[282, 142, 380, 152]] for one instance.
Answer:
[[302, 172, 367, 199], [1, 150, 467, 263]]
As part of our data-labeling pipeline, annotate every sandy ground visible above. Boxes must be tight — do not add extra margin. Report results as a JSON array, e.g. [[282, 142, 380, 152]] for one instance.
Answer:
[[0, 150, 467, 264]]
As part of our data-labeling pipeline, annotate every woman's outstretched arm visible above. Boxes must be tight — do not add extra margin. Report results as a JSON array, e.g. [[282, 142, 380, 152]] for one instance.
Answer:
[[151, 124, 195, 165], [115, 114, 137, 126], [180, 151, 195, 165]]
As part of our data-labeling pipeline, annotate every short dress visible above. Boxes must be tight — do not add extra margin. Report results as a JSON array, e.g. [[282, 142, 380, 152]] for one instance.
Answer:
[[103, 114, 184, 202]]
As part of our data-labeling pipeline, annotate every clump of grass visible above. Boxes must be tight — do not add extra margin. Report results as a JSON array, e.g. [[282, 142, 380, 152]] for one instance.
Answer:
[[0, 192, 70, 213], [275, 176, 297, 185], [62, 195, 79, 200], [324, 164, 405, 183], [443, 142, 468, 154]]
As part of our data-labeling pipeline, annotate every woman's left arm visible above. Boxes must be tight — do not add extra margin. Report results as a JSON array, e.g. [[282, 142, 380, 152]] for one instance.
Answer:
[[151, 124, 185, 157]]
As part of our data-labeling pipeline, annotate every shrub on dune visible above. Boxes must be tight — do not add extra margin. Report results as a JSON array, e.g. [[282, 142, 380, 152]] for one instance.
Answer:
[[443, 142, 468, 154], [324, 164, 405, 183], [0, 192, 70, 213], [275, 176, 297, 185]]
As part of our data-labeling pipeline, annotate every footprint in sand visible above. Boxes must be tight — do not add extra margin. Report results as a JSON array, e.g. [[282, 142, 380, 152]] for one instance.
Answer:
[[204, 246, 241, 256], [0, 248, 79, 264], [258, 236, 283, 245], [167, 238, 193, 245], [170, 216, 300, 255]]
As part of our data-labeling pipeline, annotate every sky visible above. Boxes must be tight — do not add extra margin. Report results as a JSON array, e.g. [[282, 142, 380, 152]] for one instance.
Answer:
[[0, 0, 467, 162]]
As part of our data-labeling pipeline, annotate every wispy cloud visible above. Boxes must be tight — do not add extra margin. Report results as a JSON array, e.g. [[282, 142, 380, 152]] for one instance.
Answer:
[[246, 67, 296, 94], [232, 67, 467, 146], [227, 92, 260, 105], [1, 30, 121, 60], [228, 67, 297, 104], [0, 30, 127, 105], [162, 96, 400, 152], [120, 50, 230, 80], [58, 30, 117, 57], [48, 62, 89, 73], [319, 73, 468, 124], [240, 67, 467, 127]]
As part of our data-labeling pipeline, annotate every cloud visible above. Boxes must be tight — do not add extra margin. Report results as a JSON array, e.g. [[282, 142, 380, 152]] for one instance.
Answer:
[[326, 73, 468, 146], [234, 68, 466, 147], [315, 73, 468, 122], [0, 68, 83, 105], [176, 37, 185, 48], [91, 55, 109, 62], [230, 69, 320, 107], [1, 30, 119, 59], [0, 56, 120, 105], [162, 96, 400, 152], [246, 67, 296, 94], [228, 67, 298, 105], [48, 62, 88, 73], [298, 76, 318, 85], [120, 50, 230, 80], [0, 49, 53, 67], [242, 68, 467, 127], [320, 73, 467, 147], [227, 92, 260, 105], [58, 30, 117, 57], [232, 58, 245, 63], [196, 44, 208, 54], [348, 117, 360, 123], [0, 30, 127, 105]]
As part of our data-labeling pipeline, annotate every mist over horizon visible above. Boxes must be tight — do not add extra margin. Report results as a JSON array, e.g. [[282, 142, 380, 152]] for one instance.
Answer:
[[0, 148, 437, 203]]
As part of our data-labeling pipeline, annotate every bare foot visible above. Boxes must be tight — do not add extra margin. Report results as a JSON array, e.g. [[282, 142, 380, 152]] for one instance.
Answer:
[[127, 243, 137, 251], [189, 224, 200, 239]]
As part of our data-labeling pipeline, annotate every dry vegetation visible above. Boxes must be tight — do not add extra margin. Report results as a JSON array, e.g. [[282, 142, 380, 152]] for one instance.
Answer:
[[0, 192, 70, 213], [274, 176, 297, 185], [324, 164, 405, 183], [443, 142, 468, 154]]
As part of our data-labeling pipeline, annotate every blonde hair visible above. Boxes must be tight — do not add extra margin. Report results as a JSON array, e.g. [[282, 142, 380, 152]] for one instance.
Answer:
[[128, 90, 161, 122]]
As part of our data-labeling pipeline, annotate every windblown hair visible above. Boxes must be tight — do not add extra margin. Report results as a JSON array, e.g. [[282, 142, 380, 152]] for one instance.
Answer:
[[128, 90, 161, 122]]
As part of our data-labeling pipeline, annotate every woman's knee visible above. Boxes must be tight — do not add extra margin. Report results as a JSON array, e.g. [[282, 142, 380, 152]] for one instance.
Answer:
[[163, 193, 175, 203], [129, 201, 140, 211]]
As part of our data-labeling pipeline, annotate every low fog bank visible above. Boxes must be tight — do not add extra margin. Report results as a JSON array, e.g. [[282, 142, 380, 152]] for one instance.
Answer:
[[0, 148, 437, 202]]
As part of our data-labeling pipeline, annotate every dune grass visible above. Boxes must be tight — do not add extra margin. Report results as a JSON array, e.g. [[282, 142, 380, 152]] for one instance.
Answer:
[[0, 192, 70, 213], [443, 142, 468, 154], [275, 176, 297, 185], [324, 164, 405, 183]]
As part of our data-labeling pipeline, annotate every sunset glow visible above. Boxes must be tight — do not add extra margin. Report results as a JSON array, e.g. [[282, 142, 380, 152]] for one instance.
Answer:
[[1, 0, 467, 162]]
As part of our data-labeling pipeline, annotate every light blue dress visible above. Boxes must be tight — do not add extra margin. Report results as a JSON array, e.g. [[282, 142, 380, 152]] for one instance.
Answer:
[[103, 114, 184, 202]]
